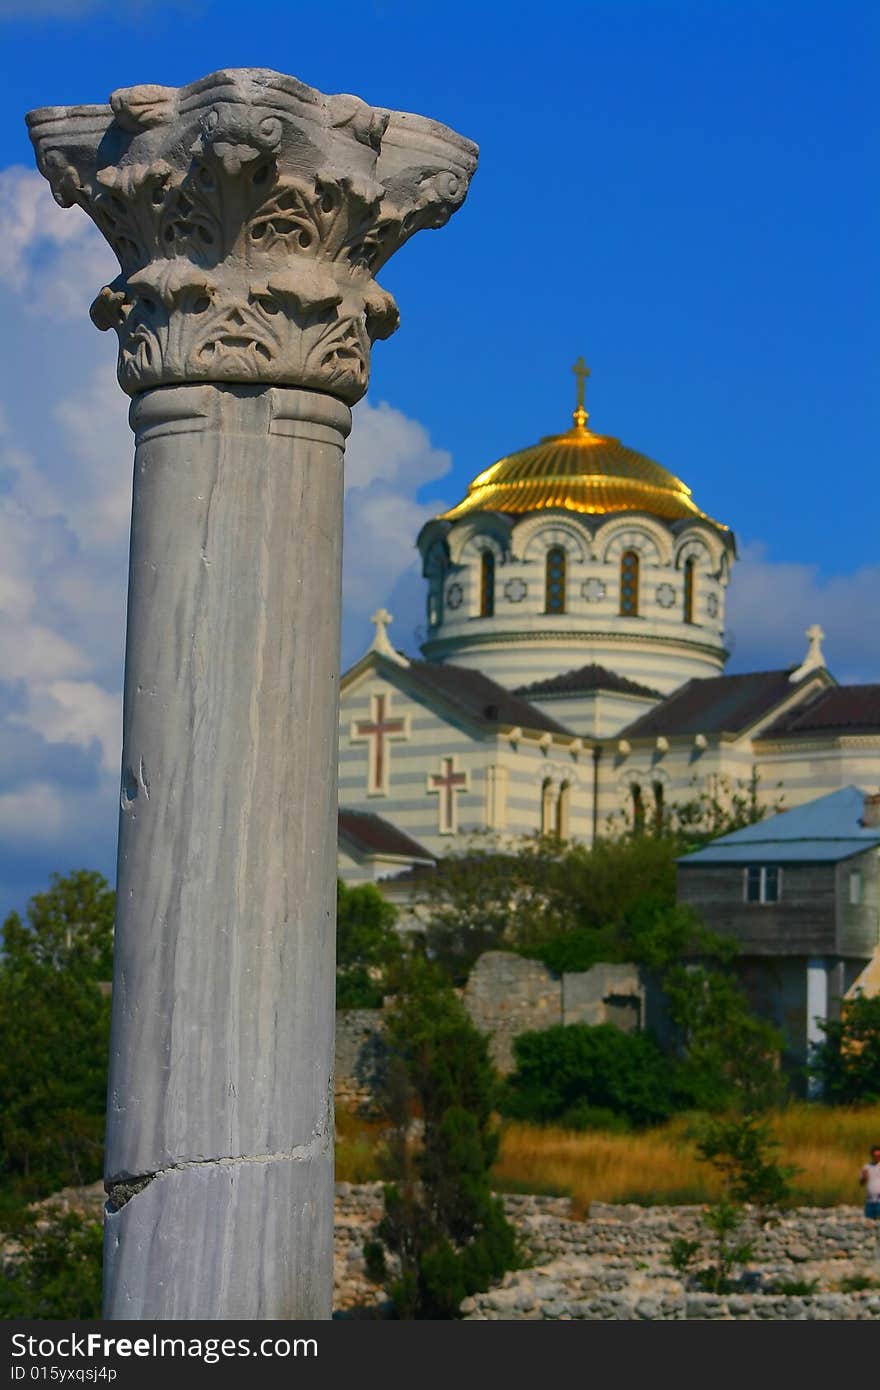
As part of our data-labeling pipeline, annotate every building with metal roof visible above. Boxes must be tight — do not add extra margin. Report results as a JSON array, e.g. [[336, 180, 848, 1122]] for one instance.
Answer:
[[677, 787, 880, 1089]]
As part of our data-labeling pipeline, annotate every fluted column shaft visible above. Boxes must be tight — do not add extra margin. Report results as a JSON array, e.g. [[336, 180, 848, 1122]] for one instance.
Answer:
[[102, 384, 346, 1318]]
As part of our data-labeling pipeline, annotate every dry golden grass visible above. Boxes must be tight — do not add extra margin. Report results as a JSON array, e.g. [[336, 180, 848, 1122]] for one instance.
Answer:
[[335, 1102, 880, 1212], [494, 1105, 880, 1216], [334, 1106, 386, 1183]]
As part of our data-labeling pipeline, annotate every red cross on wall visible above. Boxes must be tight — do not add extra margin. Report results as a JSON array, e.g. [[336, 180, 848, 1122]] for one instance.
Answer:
[[352, 692, 408, 794], [428, 757, 468, 834]]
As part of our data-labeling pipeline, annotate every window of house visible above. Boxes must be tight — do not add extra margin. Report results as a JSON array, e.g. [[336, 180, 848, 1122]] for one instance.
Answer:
[[480, 550, 495, 617], [849, 869, 863, 905], [683, 557, 695, 624], [545, 547, 566, 613], [744, 864, 782, 904], [620, 550, 640, 616]]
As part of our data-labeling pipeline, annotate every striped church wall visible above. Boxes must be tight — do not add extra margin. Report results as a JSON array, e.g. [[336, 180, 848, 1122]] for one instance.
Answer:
[[754, 741, 880, 808], [427, 639, 722, 698], [339, 669, 593, 857]]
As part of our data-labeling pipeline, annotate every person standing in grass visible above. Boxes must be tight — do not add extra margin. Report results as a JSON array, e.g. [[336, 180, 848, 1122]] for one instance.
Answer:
[[859, 1145, 880, 1220]]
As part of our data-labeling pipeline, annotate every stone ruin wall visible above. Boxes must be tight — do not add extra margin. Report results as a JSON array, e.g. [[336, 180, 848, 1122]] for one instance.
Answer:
[[334, 950, 661, 1102]]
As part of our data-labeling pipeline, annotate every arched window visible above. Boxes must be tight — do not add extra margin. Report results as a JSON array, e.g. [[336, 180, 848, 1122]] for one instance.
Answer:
[[480, 550, 495, 617], [683, 557, 695, 624], [631, 782, 645, 834], [540, 777, 554, 835], [556, 781, 571, 841], [545, 546, 566, 613], [652, 781, 665, 834], [620, 550, 640, 616]]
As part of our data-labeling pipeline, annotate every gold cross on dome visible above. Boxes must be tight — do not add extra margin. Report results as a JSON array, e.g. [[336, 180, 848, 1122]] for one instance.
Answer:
[[572, 357, 590, 427]]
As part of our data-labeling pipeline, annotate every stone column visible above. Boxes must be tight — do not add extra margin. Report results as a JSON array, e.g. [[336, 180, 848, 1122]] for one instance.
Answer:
[[28, 68, 476, 1320], [806, 955, 829, 1099]]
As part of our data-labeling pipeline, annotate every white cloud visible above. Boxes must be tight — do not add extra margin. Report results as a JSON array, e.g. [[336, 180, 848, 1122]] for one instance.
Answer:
[[54, 371, 132, 547], [341, 399, 452, 663], [346, 399, 451, 492], [11, 680, 121, 774], [727, 540, 880, 684], [0, 781, 67, 841], [0, 167, 113, 318]]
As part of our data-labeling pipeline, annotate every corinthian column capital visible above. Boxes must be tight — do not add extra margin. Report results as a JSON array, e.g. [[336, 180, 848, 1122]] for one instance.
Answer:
[[27, 68, 478, 402]]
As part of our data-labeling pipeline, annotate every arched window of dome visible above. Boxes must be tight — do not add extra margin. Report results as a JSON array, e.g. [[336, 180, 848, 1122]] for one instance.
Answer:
[[683, 557, 696, 624], [652, 781, 665, 834], [630, 782, 645, 834], [540, 777, 554, 835], [556, 781, 571, 841], [427, 588, 443, 629], [545, 546, 567, 614], [620, 550, 640, 616], [480, 550, 495, 617]]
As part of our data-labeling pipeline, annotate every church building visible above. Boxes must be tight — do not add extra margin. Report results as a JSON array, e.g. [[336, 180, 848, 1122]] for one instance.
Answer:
[[338, 363, 880, 884]]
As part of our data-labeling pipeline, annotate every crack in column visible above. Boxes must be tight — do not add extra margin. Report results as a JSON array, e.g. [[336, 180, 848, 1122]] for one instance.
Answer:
[[105, 1130, 332, 1211]]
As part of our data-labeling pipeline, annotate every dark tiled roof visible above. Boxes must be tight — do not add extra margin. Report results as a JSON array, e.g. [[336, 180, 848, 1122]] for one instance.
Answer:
[[338, 808, 434, 862], [515, 663, 663, 700], [403, 659, 572, 736], [759, 685, 880, 739], [619, 669, 825, 739]]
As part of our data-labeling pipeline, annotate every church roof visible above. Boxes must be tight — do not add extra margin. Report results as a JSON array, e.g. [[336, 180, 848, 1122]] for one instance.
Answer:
[[402, 659, 573, 736], [515, 663, 663, 701], [438, 364, 729, 531], [757, 685, 880, 739], [338, 808, 435, 864], [679, 786, 880, 865], [619, 668, 831, 740]]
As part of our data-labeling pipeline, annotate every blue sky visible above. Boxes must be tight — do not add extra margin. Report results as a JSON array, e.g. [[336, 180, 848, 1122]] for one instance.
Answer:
[[0, 0, 877, 911]]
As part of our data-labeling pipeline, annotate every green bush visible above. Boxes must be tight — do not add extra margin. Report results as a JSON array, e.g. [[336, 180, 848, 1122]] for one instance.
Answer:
[[499, 1023, 683, 1129], [556, 1102, 631, 1134], [0, 1208, 103, 1319]]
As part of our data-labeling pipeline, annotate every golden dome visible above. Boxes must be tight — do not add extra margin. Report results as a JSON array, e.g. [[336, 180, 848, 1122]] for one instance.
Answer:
[[440, 362, 726, 529]]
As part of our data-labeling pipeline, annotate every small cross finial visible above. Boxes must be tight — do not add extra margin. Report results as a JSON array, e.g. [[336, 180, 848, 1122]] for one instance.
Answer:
[[368, 608, 409, 667], [371, 607, 393, 638], [572, 357, 590, 429], [790, 622, 827, 683]]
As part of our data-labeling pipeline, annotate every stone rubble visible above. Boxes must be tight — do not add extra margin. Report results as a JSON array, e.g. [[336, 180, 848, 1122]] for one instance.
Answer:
[[333, 1184, 880, 1320]]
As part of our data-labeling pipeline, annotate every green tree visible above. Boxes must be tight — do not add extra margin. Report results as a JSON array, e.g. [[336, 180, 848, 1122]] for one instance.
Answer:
[[663, 964, 786, 1113], [695, 1112, 796, 1211], [366, 957, 518, 1318], [0, 1206, 103, 1319], [810, 994, 880, 1103], [413, 839, 555, 984], [336, 879, 402, 1008], [416, 832, 730, 984], [669, 1112, 796, 1294], [608, 768, 783, 849], [0, 871, 114, 1201]]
